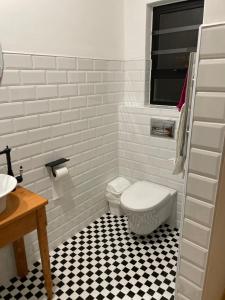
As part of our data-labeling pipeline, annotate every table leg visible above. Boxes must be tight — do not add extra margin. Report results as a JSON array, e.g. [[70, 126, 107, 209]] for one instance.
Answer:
[[13, 237, 28, 278], [37, 207, 53, 300]]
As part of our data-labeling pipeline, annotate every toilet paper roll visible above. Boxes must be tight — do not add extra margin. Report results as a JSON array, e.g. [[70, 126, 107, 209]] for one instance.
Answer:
[[54, 167, 69, 181]]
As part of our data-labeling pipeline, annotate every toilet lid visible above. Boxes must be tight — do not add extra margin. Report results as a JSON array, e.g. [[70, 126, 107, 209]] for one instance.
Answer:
[[121, 181, 173, 212]]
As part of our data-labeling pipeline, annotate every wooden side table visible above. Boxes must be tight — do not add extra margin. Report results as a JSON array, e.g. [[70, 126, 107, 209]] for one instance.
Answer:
[[0, 186, 52, 299]]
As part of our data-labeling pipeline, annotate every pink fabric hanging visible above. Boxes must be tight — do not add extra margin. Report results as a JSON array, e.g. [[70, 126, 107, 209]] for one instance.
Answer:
[[177, 74, 188, 111]]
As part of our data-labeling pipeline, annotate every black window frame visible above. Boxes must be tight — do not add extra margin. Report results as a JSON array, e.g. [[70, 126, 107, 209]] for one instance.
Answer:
[[150, 0, 204, 106]]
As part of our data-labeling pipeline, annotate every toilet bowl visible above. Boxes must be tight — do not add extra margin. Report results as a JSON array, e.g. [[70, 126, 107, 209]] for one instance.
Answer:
[[121, 181, 176, 235]]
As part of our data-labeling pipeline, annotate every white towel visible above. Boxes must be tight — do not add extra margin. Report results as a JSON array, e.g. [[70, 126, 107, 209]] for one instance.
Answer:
[[173, 103, 188, 175]]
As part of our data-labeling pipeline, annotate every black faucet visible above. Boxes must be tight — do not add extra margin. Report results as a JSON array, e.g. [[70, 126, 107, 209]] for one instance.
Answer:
[[0, 146, 23, 183]]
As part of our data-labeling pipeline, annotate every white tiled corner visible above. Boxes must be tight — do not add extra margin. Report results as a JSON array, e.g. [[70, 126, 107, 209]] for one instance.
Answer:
[[180, 239, 208, 269], [194, 92, 225, 123], [197, 59, 225, 92], [200, 25, 225, 59], [182, 219, 211, 249], [177, 276, 202, 300], [189, 148, 221, 178], [179, 259, 205, 287], [187, 173, 218, 203], [184, 196, 214, 227], [191, 121, 225, 152]]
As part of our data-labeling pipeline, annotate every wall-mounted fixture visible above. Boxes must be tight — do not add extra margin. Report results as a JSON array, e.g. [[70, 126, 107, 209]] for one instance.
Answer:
[[45, 158, 70, 177], [0, 146, 23, 184], [0, 44, 3, 81], [150, 118, 176, 139]]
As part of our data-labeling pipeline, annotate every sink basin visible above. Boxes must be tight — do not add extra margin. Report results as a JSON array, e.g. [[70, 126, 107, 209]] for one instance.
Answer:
[[0, 174, 17, 214]]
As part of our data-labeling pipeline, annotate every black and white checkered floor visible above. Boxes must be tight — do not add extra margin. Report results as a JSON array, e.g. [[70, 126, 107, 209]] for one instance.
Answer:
[[0, 213, 179, 300]]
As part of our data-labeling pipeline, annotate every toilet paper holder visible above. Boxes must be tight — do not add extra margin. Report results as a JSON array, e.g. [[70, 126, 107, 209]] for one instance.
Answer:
[[45, 158, 70, 177]]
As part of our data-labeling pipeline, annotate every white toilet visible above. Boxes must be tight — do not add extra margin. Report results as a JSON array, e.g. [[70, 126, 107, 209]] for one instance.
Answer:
[[121, 181, 176, 235]]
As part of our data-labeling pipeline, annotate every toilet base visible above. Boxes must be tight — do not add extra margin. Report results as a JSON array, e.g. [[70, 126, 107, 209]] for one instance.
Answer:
[[125, 198, 173, 235]]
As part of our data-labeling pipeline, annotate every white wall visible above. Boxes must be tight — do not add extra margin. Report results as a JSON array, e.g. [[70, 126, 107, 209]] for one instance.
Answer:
[[124, 0, 147, 60], [0, 0, 124, 60], [203, 0, 225, 24], [124, 0, 225, 60]]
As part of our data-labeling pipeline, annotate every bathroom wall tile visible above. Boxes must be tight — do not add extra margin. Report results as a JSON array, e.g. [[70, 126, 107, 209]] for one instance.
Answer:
[[182, 219, 211, 249], [200, 25, 225, 59], [80, 107, 97, 119], [176, 294, 190, 300], [189, 148, 221, 179], [197, 59, 225, 92], [97, 104, 117, 115], [25, 100, 49, 115], [70, 96, 87, 108], [32, 55, 56, 69], [46, 71, 67, 84], [78, 84, 95, 96], [180, 239, 208, 269], [40, 112, 61, 127], [52, 123, 71, 137], [94, 60, 122, 71], [49, 98, 69, 112], [14, 115, 39, 131], [28, 127, 50, 143], [124, 60, 145, 71], [71, 120, 88, 133], [61, 109, 80, 122], [0, 131, 28, 147], [87, 95, 102, 107], [56, 57, 76, 70], [58, 84, 78, 97], [89, 117, 103, 128], [16, 142, 43, 160], [179, 259, 205, 287], [191, 121, 225, 152], [64, 132, 82, 146], [185, 196, 214, 227], [94, 60, 110, 71], [187, 173, 218, 203], [3, 53, 32, 69], [194, 92, 225, 122], [10, 86, 36, 101], [177, 276, 202, 300], [77, 58, 93, 70], [1, 70, 20, 86], [0, 87, 10, 103], [0, 102, 24, 119], [36, 85, 58, 99], [21, 70, 45, 85], [67, 71, 86, 83], [86, 72, 102, 83], [108, 60, 122, 71], [103, 113, 118, 125], [0, 119, 13, 135]]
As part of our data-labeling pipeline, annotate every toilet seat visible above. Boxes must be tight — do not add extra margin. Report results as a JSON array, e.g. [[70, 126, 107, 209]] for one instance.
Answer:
[[121, 181, 173, 212]]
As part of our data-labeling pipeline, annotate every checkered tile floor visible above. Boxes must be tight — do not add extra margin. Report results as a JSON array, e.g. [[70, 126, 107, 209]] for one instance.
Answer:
[[0, 213, 179, 300]]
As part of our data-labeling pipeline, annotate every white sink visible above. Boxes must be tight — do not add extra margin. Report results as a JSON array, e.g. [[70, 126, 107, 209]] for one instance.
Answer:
[[0, 174, 17, 214]]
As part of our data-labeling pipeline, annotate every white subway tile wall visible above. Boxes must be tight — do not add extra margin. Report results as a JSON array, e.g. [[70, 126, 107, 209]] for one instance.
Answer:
[[176, 23, 225, 300], [118, 104, 183, 227], [120, 59, 184, 228], [0, 53, 123, 284]]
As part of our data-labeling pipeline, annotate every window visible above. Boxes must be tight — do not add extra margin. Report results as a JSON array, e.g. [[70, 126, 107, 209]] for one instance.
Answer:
[[150, 0, 204, 106]]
